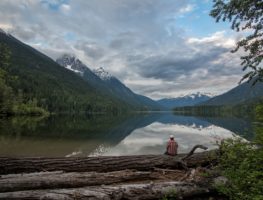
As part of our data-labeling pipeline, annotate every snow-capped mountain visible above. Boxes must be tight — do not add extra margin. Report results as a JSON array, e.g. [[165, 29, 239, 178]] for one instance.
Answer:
[[56, 54, 86, 75], [182, 92, 214, 99], [56, 54, 162, 110], [93, 67, 113, 81], [56, 54, 110, 93], [157, 92, 212, 109]]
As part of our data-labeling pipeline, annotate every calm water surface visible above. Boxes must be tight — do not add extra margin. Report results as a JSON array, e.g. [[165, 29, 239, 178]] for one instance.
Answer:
[[0, 113, 254, 157]]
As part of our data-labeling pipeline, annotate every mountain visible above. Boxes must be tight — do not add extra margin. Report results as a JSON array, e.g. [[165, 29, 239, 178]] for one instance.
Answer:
[[56, 54, 86, 75], [93, 67, 162, 110], [201, 81, 263, 106], [0, 30, 129, 113], [56, 54, 162, 110], [93, 67, 113, 81], [56, 55, 108, 92], [157, 92, 212, 109]]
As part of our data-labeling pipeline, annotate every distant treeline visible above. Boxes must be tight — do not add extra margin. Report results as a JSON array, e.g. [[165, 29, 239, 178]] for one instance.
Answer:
[[173, 100, 263, 119]]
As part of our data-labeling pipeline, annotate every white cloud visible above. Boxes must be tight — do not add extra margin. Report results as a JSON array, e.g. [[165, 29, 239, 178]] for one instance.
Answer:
[[60, 4, 70, 13], [0, 23, 12, 30], [0, 0, 244, 99], [187, 31, 236, 48], [179, 4, 196, 14]]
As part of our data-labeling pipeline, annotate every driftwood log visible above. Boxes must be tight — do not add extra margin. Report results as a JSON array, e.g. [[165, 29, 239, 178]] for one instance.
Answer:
[[0, 181, 218, 200], [0, 170, 155, 193], [0, 146, 217, 175]]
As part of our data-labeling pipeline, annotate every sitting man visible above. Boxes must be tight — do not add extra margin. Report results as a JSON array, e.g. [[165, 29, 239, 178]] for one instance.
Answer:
[[165, 135, 178, 156]]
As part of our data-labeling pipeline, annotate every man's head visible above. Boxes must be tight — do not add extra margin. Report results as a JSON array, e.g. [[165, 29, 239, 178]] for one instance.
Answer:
[[170, 135, 174, 140]]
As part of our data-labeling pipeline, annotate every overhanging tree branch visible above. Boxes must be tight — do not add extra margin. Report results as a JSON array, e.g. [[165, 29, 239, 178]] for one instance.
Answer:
[[210, 0, 263, 84]]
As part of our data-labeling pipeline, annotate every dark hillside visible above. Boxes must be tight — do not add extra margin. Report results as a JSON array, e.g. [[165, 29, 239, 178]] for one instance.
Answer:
[[0, 31, 127, 113]]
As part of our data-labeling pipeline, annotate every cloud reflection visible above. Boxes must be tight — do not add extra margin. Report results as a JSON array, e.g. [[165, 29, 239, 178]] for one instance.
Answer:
[[102, 121, 235, 156]]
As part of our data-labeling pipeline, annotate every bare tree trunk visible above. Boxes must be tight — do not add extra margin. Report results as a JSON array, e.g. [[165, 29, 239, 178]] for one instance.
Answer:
[[0, 150, 217, 175], [182, 145, 208, 160]]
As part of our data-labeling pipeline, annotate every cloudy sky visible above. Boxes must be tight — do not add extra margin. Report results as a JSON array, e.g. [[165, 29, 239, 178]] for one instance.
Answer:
[[0, 0, 246, 99]]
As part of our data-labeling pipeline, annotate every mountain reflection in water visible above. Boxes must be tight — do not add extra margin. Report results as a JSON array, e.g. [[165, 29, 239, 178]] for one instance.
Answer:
[[0, 113, 254, 157]]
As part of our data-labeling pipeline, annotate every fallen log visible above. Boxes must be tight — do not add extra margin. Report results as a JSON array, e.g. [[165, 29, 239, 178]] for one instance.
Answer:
[[0, 170, 155, 193], [0, 168, 194, 193], [0, 150, 218, 175], [0, 146, 222, 200], [0, 181, 218, 200]]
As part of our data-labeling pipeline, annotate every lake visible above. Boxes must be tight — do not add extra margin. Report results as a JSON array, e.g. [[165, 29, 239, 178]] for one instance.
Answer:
[[0, 113, 254, 157]]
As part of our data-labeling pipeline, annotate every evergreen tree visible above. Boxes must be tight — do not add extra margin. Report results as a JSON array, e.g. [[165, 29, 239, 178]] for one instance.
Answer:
[[0, 44, 14, 114]]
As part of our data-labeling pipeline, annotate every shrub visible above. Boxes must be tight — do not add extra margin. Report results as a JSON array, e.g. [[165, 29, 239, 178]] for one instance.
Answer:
[[217, 134, 263, 199]]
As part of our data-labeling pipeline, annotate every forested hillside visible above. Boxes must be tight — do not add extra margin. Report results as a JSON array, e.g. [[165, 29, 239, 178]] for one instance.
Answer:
[[0, 31, 130, 115], [200, 80, 263, 106]]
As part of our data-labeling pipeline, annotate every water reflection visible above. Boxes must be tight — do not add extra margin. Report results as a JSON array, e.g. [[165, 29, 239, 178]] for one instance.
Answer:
[[0, 113, 254, 157], [102, 114, 237, 156]]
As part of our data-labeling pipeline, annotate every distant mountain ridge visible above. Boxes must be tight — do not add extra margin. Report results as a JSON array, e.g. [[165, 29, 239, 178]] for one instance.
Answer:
[[157, 92, 212, 109], [200, 81, 263, 106], [56, 54, 162, 110]]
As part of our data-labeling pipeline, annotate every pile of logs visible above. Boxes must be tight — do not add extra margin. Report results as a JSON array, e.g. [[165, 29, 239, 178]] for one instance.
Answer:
[[0, 146, 225, 199]]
